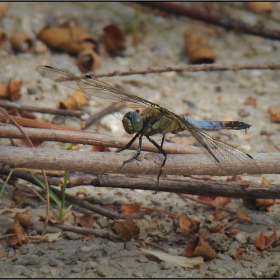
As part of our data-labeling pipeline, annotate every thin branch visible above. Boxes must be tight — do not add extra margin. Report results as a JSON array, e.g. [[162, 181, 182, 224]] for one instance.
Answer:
[[0, 100, 83, 117], [2, 146, 276, 176], [92, 63, 280, 78], [2, 167, 280, 199], [135, 2, 280, 41], [0, 125, 200, 155]]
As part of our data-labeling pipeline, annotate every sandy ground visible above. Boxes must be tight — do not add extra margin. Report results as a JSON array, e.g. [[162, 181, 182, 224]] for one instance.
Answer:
[[1, 2, 280, 278]]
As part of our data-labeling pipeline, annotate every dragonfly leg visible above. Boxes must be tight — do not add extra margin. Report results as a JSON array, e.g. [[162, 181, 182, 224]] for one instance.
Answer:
[[160, 135, 165, 149], [116, 132, 139, 153], [146, 136, 167, 193], [119, 134, 144, 170]]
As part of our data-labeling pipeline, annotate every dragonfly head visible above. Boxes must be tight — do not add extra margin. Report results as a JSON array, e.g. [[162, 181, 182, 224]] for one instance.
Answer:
[[122, 111, 143, 134]]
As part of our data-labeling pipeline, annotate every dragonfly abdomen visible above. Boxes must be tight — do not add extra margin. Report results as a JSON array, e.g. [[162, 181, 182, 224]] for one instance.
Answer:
[[187, 119, 251, 131]]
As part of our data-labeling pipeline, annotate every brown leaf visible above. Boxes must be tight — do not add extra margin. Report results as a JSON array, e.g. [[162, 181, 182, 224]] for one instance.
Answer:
[[176, 214, 200, 236], [102, 23, 126, 55], [269, 107, 280, 123], [0, 27, 7, 46], [83, 236, 92, 241], [73, 213, 95, 228], [247, 2, 272, 13], [112, 219, 140, 242], [9, 30, 33, 53], [91, 145, 110, 152], [77, 49, 100, 73], [186, 236, 217, 260], [255, 225, 278, 250], [183, 29, 215, 64], [12, 187, 23, 203], [234, 248, 247, 260], [0, 2, 9, 19], [121, 203, 142, 215], [14, 212, 32, 228], [0, 252, 6, 259], [5, 219, 25, 248], [0, 78, 23, 101], [37, 21, 98, 56], [244, 96, 257, 107], [224, 229, 242, 237], [200, 196, 231, 209], [234, 210, 252, 223], [213, 210, 227, 221], [242, 198, 275, 211], [59, 90, 88, 110]]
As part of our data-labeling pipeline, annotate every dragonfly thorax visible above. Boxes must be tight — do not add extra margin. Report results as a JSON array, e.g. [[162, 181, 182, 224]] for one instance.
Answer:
[[122, 110, 143, 134]]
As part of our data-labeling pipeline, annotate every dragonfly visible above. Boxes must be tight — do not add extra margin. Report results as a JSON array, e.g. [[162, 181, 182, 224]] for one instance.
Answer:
[[37, 66, 260, 190]]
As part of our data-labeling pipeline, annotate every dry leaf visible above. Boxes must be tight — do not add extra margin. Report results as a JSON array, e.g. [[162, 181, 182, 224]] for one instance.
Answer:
[[176, 214, 200, 236], [59, 90, 88, 110], [42, 232, 61, 243], [234, 211, 252, 223], [5, 219, 25, 248], [183, 29, 215, 64], [244, 96, 257, 107], [91, 145, 110, 152], [200, 196, 231, 209], [186, 236, 217, 260], [234, 248, 247, 260], [224, 229, 242, 237], [112, 219, 140, 242], [0, 2, 9, 19], [140, 248, 203, 268], [269, 107, 280, 123], [83, 236, 92, 241], [255, 226, 278, 250], [12, 187, 23, 203], [77, 48, 100, 73], [0, 27, 7, 46], [121, 203, 142, 215], [102, 23, 126, 55], [73, 213, 95, 228], [0, 252, 6, 259], [9, 29, 34, 53], [247, 2, 272, 13], [242, 198, 275, 211], [14, 212, 32, 228], [213, 210, 227, 221], [0, 78, 23, 101], [37, 21, 98, 56]]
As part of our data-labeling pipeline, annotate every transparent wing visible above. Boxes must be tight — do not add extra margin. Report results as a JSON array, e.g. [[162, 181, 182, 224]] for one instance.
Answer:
[[174, 116, 261, 174], [37, 65, 157, 120]]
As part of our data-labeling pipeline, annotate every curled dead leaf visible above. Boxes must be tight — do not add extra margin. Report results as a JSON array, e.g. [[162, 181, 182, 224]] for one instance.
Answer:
[[73, 213, 95, 228], [12, 187, 23, 203], [244, 96, 257, 107], [0, 27, 7, 46], [5, 219, 25, 248], [186, 236, 217, 260], [121, 203, 142, 215], [59, 90, 88, 110], [183, 29, 215, 64], [269, 107, 280, 123], [37, 21, 98, 56], [77, 49, 100, 73], [255, 225, 278, 250], [234, 248, 247, 260], [242, 198, 275, 211], [200, 196, 231, 209], [176, 214, 200, 236], [0, 2, 9, 19], [102, 23, 126, 55], [15, 212, 32, 228], [112, 219, 140, 242], [0, 252, 6, 259], [247, 2, 272, 13], [0, 78, 23, 101], [9, 29, 33, 52]]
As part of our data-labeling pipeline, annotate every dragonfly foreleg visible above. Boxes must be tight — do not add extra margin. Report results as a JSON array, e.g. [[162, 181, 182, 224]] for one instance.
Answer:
[[160, 135, 165, 149], [119, 133, 144, 170], [146, 136, 167, 193]]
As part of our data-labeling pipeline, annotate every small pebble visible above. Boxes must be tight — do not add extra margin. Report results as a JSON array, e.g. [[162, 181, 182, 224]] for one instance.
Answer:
[[96, 268, 106, 277], [49, 268, 57, 277], [217, 268, 227, 275], [39, 265, 49, 274], [63, 231, 82, 240], [132, 271, 143, 277], [86, 261, 98, 269], [7, 248, 15, 258], [235, 232, 247, 244], [253, 271, 263, 277], [59, 267, 71, 277]]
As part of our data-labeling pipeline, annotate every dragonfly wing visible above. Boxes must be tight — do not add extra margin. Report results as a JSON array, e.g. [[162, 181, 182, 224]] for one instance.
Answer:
[[175, 117, 261, 174], [37, 66, 156, 120]]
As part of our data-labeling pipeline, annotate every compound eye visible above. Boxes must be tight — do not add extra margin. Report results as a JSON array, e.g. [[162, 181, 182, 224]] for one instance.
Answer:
[[122, 111, 143, 134]]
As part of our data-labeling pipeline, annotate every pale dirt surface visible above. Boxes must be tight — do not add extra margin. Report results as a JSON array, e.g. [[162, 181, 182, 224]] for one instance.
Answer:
[[1, 2, 280, 278]]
